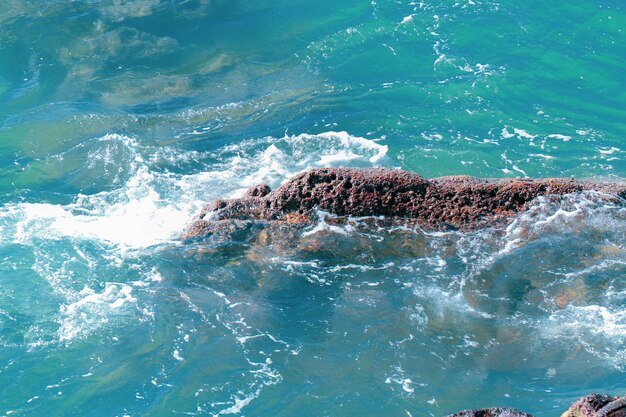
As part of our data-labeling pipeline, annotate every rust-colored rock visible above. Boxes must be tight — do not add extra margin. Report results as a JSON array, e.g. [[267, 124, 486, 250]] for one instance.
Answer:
[[560, 394, 626, 417], [444, 408, 534, 417], [182, 168, 626, 240], [443, 394, 626, 417]]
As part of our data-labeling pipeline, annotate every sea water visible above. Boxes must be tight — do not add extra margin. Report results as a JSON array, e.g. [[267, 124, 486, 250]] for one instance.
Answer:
[[0, 1, 624, 416]]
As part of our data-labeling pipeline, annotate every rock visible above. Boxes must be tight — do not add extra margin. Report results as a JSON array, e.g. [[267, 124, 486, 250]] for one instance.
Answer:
[[244, 183, 271, 198], [597, 397, 626, 417], [560, 394, 626, 417], [182, 168, 626, 240], [444, 407, 535, 417], [443, 394, 626, 417]]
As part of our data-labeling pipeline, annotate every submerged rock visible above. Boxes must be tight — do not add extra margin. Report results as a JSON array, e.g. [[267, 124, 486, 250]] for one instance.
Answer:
[[182, 168, 626, 240]]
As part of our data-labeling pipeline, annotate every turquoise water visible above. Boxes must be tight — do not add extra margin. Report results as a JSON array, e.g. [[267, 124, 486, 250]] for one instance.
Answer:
[[0, 1, 625, 416]]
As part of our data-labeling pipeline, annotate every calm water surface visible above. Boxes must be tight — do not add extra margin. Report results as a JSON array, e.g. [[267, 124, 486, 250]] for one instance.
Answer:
[[0, 1, 624, 416]]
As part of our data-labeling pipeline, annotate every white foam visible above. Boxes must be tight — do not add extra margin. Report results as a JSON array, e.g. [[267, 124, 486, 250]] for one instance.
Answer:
[[501, 127, 537, 140], [6, 131, 389, 250], [302, 211, 356, 237], [217, 392, 257, 415], [385, 376, 416, 393], [551, 305, 626, 338], [598, 146, 621, 155], [547, 133, 572, 142], [501, 128, 515, 139], [541, 305, 626, 368], [179, 131, 390, 199], [57, 283, 137, 342], [12, 169, 194, 249], [528, 153, 556, 160], [467, 193, 622, 270], [399, 14, 415, 25]]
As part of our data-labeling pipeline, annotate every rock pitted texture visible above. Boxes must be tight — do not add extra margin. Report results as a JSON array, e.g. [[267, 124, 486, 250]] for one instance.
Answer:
[[444, 407, 535, 417], [560, 394, 626, 417], [182, 168, 626, 240], [443, 394, 626, 417]]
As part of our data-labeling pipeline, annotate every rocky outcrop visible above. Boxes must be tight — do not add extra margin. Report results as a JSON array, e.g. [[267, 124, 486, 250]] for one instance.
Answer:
[[182, 168, 626, 240], [444, 407, 535, 417], [560, 394, 626, 417], [442, 394, 626, 417]]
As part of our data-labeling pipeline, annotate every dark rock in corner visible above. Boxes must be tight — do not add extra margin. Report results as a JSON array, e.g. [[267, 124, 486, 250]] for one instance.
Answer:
[[444, 407, 535, 417], [182, 167, 626, 240], [443, 393, 626, 417], [561, 394, 626, 417]]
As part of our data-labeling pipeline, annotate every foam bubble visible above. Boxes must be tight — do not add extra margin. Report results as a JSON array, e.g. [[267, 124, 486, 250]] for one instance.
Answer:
[[302, 211, 357, 237], [541, 305, 626, 369], [233, 131, 389, 192], [57, 283, 138, 342], [400, 14, 416, 25], [547, 134, 572, 142]]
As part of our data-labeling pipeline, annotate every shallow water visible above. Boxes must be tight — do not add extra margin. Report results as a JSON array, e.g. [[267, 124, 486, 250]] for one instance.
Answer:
[[0, 1, 624, 416]]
